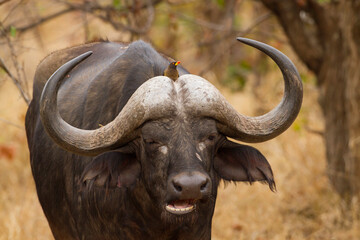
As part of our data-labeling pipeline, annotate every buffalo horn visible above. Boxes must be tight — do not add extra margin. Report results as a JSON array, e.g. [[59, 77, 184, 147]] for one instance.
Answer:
[[40, 51, 177, 156], [181, 38, 303, 142]]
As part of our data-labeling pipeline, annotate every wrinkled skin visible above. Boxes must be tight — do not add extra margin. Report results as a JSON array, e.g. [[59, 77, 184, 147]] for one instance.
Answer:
[[26, 41, 275, 240]]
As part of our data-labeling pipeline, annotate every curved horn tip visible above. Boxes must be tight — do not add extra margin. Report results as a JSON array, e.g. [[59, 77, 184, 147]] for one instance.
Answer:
[[75, 51, 93, 62], [65, 51, 93, 67], [236, 37, 255, 44], [236, 37, 249, 42], [236, 37, 270, 50]]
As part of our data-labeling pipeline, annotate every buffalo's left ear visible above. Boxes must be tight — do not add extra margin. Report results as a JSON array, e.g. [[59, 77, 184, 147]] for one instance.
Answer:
[[81, 146, 140, 191], [214, 139, 276, 191]]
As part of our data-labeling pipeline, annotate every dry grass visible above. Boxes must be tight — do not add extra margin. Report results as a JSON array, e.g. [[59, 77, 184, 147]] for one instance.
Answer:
[[0, 81, 53, 240], [1, 4, 359, 240]]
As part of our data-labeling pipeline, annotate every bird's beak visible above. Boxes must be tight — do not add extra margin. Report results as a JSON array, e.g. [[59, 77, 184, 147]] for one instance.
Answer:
[[175, 61, 180, 66]]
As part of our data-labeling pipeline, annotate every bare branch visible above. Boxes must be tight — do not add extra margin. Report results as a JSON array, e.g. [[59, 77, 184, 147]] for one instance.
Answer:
[[12, 7, 75, 33], [0, 56, 30, 105], [198, 12, 272, 47], [0, 22, 31, 105], [2, 0, 164, 36], [62, 0, 161, 35], [166, 0, 197, 5], [0, 0, 11, 6], [2, 0, 26, 23], [197, 12, 272, 76], [304, 125, 324, 137], [198, 45, 230, 76], [173, 12, 228, 31], [0, 117, 23, 129]]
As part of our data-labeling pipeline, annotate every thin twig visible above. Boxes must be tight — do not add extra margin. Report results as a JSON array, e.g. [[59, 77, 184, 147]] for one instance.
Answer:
[[304, 126, 324, 136], [0, 117, 23, 129], [7, 7, 75, 34], [22, 1, 46, 49], [2, 0, 27, 24], [166, 0, 197, 5], [0, 21, 31, 105], [3, 0, 162, 35], [198, 12, 272, 76], [198, 12, 272, 47], [0, 56, 30, 105], [84, 0, 156, 34], [198, 45, 231, 76], [63, 0, 161, 35], [0, 0, 11, 6], [173, 12, 228, 31], [21, 61, 29, 96]]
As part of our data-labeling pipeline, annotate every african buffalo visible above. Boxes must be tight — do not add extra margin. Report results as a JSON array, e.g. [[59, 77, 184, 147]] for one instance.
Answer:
[[25, 38, 302, 239]]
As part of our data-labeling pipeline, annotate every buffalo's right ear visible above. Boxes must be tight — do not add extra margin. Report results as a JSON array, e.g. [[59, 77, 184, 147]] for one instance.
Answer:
[[214, 140, 276, 191], [81, 148, 140, 191]]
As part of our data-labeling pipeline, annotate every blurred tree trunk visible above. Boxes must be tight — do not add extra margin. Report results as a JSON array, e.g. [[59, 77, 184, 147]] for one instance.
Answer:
[[260, 0, 360, 201]]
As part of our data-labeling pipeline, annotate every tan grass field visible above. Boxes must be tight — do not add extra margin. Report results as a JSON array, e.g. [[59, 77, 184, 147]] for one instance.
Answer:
[[1, 4, 360, 240]]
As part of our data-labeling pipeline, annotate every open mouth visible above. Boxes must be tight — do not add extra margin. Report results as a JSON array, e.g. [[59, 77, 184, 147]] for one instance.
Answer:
[[165, 199, 196, 215]]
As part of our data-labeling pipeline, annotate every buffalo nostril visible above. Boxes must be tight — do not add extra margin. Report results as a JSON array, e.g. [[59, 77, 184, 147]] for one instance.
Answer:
[[200, 180, 208, 191], [173, 182, 183, 192]]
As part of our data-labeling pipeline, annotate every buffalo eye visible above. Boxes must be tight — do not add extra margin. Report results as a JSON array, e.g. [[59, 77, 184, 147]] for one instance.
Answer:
[[207, 134, 217, 141], [203, 133, 218, 143], [144, 138, 162, 148], [199, 134, 218, 151], [144, 138, 156, 144]]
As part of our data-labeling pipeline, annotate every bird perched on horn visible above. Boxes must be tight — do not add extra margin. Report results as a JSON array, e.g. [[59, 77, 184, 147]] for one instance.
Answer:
[[164, 61, 180, 81]]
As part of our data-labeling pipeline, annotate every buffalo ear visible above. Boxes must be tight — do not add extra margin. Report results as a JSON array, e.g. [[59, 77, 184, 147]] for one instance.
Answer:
[[81, 149, 140, 191], [214, 140, 276, 191]]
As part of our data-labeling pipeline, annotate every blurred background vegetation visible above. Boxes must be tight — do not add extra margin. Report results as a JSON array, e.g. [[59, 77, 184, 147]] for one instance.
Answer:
[[0, 0, 359, 239]]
